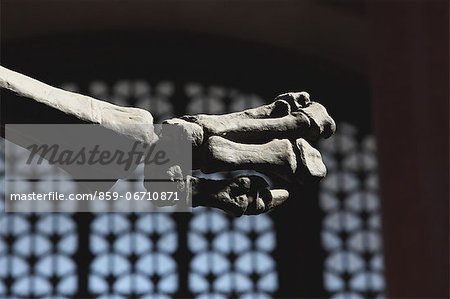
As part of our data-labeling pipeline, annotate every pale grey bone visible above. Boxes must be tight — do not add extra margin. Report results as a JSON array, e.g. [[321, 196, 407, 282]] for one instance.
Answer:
[[299, 101, 336, 139], [189, 175, 289, 217], [200, 136, 327, 180], [178, 92, 336, 143], [0, 65, 157, 192], [144, 165, 289, 216], [0, 66, 156, 145], [163, 118, 204, 147], [187, 176, 289, 217]]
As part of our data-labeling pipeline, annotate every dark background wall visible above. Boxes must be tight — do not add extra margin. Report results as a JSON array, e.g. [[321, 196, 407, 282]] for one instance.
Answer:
[[1, 0, 448, 298]]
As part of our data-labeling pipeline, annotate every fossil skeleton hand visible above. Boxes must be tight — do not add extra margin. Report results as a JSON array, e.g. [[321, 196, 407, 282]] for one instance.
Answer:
[[0, 65, 335, 216], [148, 92, 336, 216]]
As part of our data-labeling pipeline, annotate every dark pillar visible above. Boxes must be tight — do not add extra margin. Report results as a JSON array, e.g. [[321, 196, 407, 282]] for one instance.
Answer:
[[369, 1, 449, 298]]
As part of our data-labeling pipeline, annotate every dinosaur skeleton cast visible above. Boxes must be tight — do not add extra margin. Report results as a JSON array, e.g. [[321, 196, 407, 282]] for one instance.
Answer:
[[0, 65, 336, 216]]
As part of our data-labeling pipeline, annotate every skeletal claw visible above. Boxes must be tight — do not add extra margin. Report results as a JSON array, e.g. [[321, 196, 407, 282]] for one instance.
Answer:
[[190, 175, 289, 217], [155, 91, 334, 216]]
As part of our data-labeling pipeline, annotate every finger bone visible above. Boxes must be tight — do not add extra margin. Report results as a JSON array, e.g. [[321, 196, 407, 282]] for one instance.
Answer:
[[200, 136, 327, 181], [201, 136, 298, 176], [181, 111, 311, 143], [189, 175, 289, 216]]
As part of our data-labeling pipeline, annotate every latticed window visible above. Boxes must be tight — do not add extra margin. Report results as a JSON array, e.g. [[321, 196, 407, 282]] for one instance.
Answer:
[[319, 124, 385, 299], [1, 34, 384, 298]]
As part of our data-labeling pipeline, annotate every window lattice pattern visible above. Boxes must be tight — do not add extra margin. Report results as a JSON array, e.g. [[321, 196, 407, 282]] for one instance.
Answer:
[[189, 208, 278, 299], [0, 140, 78, 298], [0, 212, 78, 298], [89, 213, 178, 298], [319, 123, 385, 299]]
